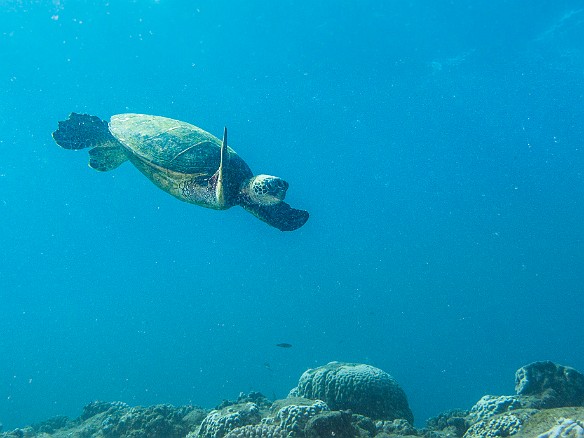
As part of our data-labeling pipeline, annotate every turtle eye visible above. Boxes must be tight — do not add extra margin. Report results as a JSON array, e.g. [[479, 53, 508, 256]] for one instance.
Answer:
[[267, 178, 288, 191]]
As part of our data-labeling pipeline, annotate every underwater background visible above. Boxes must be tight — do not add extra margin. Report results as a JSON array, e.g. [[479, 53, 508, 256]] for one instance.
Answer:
[[0, 0, 583, 430]]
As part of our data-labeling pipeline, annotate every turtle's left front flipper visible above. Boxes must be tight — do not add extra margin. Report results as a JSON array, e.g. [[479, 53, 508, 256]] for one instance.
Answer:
[[241, 201, 309, 231]]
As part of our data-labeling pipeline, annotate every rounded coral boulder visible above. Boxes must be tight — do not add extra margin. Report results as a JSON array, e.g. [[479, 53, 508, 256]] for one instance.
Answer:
[[289, 362, 413, 423]]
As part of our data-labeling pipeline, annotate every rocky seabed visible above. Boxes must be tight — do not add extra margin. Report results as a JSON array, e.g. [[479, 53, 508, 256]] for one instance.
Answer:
[[2, 360, 584, 438]]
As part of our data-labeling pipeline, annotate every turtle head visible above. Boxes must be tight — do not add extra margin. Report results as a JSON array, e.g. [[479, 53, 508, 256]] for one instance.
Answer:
[[243, 174, 289, 206]]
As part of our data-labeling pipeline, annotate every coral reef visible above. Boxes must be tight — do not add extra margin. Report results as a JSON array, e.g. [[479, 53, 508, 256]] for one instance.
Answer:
[[463, 409, 538, 438], [424, 409, 469, 437], [30, 416, 69, 434], [198, 402, 262, 438], [289, 361, 414, 423], [274, 398, 329, 437], [216, 392, 273, 412], [0, 401, 206, 438], [304, 410, 357, 438], [223, 424, 284, 438], [537, 418, 584, 438], [79, 400, 130, 421], [512, 407, 584, 438], [467, 395, 524, 423], [376, 418, 418, 436], [2, 361, 584, 438], [515, 361, 584, 408]]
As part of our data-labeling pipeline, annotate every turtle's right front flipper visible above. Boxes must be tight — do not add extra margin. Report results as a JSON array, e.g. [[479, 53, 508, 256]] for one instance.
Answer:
[[52, 113, 128, 171], [241, 200, 309, 231]]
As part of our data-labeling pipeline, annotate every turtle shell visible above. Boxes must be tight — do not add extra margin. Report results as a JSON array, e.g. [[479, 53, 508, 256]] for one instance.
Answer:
[[109, 113, 252, 181]]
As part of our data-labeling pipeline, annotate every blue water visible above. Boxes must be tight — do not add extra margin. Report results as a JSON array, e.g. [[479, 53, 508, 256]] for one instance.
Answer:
[[1, 0, 583, 430]]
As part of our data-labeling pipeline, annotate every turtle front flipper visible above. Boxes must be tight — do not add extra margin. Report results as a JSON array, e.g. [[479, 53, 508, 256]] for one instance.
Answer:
[[241, 201, 309, 231], [216, 126, 228, 205], [52, 113, 128, 171]]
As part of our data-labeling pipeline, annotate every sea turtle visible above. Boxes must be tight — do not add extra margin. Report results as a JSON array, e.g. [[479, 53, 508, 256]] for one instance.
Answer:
[[52, 113, 309, 231]]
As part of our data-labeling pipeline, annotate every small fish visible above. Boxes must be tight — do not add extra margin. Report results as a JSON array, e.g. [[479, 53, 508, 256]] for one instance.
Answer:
[[276, 343, 293, 348]]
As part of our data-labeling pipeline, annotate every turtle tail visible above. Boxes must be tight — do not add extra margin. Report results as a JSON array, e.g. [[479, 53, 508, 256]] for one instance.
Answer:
[[52, 113, 128, 172]]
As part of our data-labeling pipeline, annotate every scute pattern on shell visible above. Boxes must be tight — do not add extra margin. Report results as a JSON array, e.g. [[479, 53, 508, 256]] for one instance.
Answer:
[[108, 114, 255, 206], [110, 114, 222, 172]]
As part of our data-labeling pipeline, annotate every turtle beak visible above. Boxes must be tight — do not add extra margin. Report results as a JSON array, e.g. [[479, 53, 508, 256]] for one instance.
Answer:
[[268, 178, 289, 201]]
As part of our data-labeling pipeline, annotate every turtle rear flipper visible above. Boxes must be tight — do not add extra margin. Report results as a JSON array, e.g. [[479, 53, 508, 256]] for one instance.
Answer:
[[88, 142, 128, 171], [241, 201, 309, 231], [53, 113, 128, 171], [53, 113, 111, 150]]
